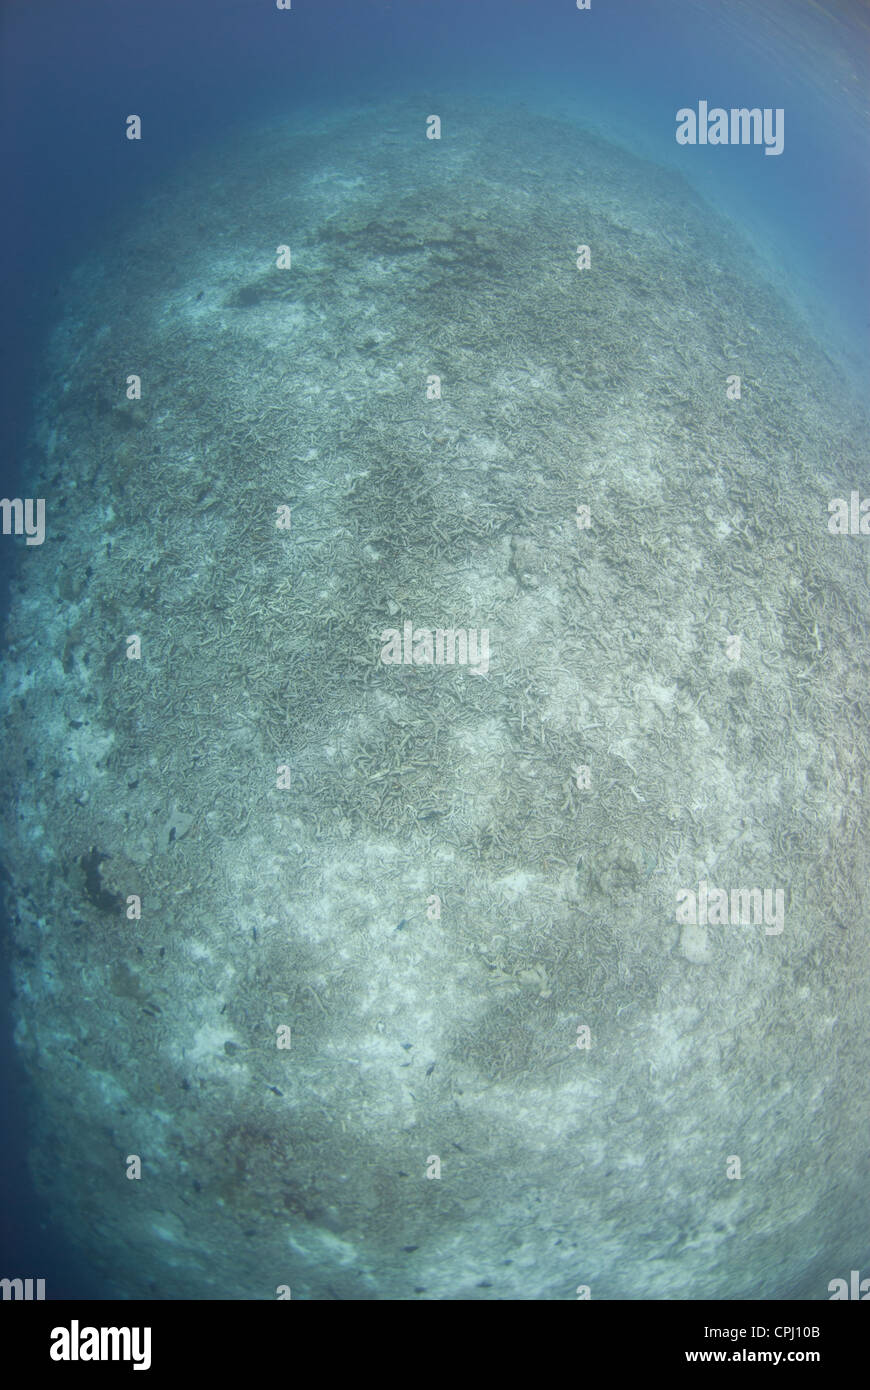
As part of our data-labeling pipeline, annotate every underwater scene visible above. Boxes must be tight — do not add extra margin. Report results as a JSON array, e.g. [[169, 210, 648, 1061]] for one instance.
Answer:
[[1, 0, 868, 1306]]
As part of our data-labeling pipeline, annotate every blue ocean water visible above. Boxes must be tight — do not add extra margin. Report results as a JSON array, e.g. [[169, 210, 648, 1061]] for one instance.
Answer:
[[1, 0, 867, 1302]]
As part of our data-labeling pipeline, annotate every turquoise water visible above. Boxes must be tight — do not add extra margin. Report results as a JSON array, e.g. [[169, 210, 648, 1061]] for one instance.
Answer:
[[1, 0, 868, 1302]]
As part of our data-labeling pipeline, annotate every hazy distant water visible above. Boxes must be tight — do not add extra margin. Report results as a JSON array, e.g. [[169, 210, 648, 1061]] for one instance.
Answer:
[[1, 0, 868, 1302]]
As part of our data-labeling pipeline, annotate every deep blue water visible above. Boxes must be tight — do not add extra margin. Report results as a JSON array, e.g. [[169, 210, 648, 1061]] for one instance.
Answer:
[[1, 0, 867, 1300]]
